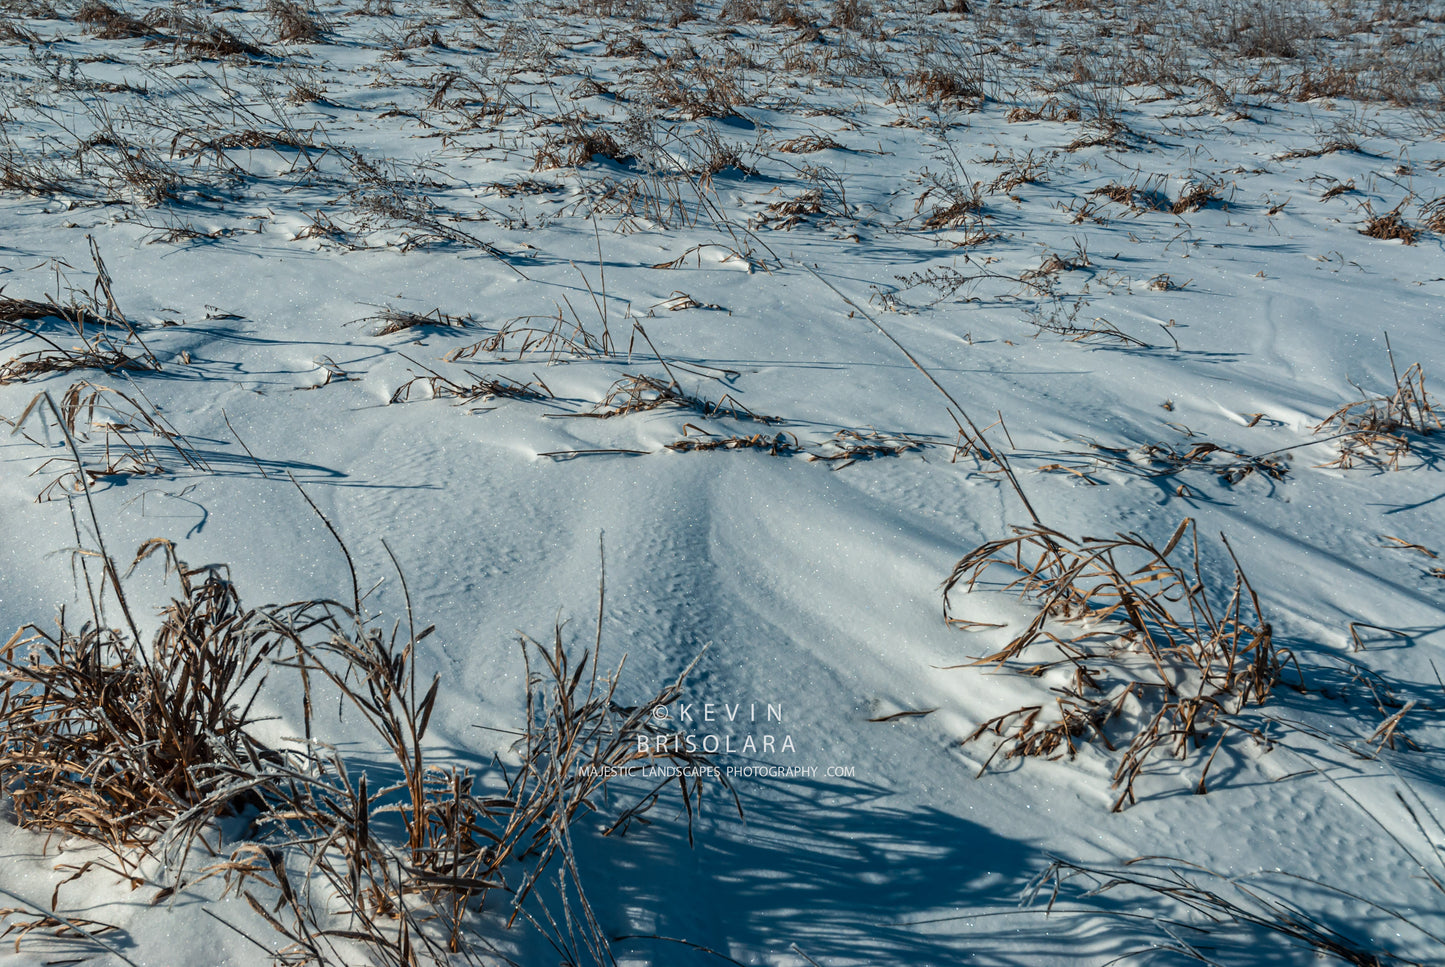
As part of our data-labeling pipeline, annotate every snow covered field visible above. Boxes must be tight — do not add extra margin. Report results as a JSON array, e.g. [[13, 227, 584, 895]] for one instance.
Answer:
[[1, 0, 1444, 963]]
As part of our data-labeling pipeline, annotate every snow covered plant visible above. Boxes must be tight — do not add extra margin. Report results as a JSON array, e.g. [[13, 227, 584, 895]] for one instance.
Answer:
[[0, 512, 727, 966], [944, 518, 1284, 811]]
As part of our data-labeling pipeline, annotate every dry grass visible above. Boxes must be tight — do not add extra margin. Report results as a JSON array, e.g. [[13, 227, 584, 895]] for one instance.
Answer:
[[1089, 180, 1169, 211], [580, 373, 778, 424], [1420, 197, 1445, 235], [903, 68, 983, 107], [170, 127, 320, 160], [915, 185, 982, 232], [0, 20, 39, 42], [1170, 180, 1222, 214], [142, 9, 263, 59], [1066, 435, 1288, 489], [389, 366, 548, 407], [721, 0, 813, 26], [266, 0, 325, 44], [5, 384, 208, 500], [985, 150, 1049, 194], [666, 431, 799, 454], [0, 494, 729, 965], [447, 311, 613, 362], [0, 343, 155, 383], [0, 243, 165, 385], [1065, 123, 1131, 153], [0, 286, 160, 381], [1026, 303, 1150, 347], [639, 53, 751, 120], [807, 428, 925, 469], [1029, 853, 1442, 966], [1006, 99, 1081, 123], [828, 0, 877, 35], [75, 1, 152, 39], [202, 531, 726, 965], [0, 0, 1441, 957], [350, 306, 470, 337], [774, 134, 844, 154], [1360, 202, 1420, 244], [944, 519, 1284, 810], [0, 539, 279, 864], [533, 126, 632, 170], [1314, 347, 1439, 470], [757, 187, 827, 230], [0, 296, 58, 323]]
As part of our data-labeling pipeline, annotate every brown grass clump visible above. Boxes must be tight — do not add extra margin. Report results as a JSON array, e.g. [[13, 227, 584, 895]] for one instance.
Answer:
[[0, 540, 279, 863], [1313, 348, 1439, 470], [807, 428, 925, 469], [1006, 99, 1081, 123], [1088, 181, 1169, 212], [694, 142, 757, 185], [533, 127, 631, 170], [389, 368, 548, 407], [721, 0, 812, 26], [1071, 436, 1286, 489], [770, 1, 814, 28], [0, 493, 730, 965], [0, 292, 160, 384], [985, 150, 1048, 193], [75, 1, 152, 39], [915, 184, 982, 231], [447, 311, 612, 362], [944, 519, 1284, 810], [0, 21, 39, 43], [1420, 197, 1445, 235], [774, 134, 844, 153], [142, 9, 262, 58], [1360, 202, 1419, 244], [349, 305, 470, 336], [666, 431, 798, 454], [1090, 184, 1137, 205], [1294, 64, 1362, 102], [0, 241, 164, 380], [1278, 138, 1361, 162], [757, 187, 826, 229], [828, 0, 875, 33], [266, 0, 324, 43], [1170, 181, 1221, 214], [581, 373, 778, 424], [0, 148, 68, 196], [1020, 251, 1087, 282], [0, 295, 63, 323], [7, 384, 208, 500], [643, 58, 750, 120], [0, 343, 155, 383], [234, 542, 728, 964], [170, 128, 320, 160], [904, 69, 983, 106]]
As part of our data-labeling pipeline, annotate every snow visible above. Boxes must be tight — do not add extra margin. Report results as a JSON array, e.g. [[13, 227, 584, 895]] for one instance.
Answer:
[[1, 0, 1444, 963]]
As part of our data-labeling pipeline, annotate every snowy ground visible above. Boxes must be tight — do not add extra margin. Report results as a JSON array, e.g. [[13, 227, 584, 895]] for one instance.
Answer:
[[2, 0, 1445, 964]]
